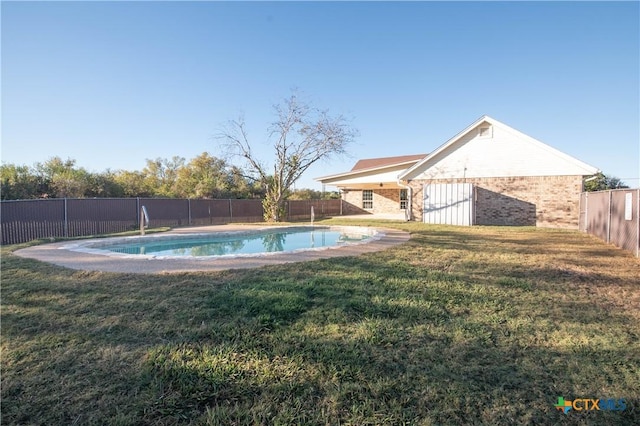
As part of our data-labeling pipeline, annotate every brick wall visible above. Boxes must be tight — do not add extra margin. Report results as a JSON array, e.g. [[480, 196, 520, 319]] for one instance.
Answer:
[[342, 190, 365, 214], [474, 187, 536, 226], [374, 189, 402, 214], [342, 188, 405, 215], [408, 175, 583, 228]]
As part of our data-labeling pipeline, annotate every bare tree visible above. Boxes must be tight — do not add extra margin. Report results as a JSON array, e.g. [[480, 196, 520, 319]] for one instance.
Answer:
[[217, 93, 357, 221]]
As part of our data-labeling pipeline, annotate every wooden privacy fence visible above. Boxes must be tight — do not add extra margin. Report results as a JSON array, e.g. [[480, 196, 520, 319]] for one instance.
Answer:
[[285, 199, 343, 221], [579, 189, 640, 257], [0, 198, 342, 245]]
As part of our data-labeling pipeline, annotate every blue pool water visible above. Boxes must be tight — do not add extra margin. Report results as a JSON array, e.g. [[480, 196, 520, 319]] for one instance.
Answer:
[[98, 227, 375, 257]]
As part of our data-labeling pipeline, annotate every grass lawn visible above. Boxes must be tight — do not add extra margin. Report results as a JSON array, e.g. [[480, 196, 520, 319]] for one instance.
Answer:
[[2, 220, 639, 425]]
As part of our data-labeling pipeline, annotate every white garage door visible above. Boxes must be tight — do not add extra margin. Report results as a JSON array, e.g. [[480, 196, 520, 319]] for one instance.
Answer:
[[423, 183, 474, 226]]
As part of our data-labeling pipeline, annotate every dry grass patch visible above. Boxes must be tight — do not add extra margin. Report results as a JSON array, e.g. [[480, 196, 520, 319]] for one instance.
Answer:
[[2, 222, 639, 425]]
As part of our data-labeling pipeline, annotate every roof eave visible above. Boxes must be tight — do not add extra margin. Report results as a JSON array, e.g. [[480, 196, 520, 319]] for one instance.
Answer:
[[316, 159, 424, 183]]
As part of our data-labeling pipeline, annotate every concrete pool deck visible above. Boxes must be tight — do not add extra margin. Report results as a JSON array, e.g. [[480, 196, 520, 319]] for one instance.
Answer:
[[13, 224, 410, 274]]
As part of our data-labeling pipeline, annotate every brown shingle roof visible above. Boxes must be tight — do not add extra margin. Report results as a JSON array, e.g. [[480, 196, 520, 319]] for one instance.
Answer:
[[351, 154, 427, 171]]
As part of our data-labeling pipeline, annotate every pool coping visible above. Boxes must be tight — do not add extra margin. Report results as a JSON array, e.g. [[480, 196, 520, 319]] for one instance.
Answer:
[[13, 224, 410, 274]]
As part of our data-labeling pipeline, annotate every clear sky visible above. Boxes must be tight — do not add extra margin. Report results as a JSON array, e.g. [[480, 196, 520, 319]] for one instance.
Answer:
[[2, 1, 639, 190]]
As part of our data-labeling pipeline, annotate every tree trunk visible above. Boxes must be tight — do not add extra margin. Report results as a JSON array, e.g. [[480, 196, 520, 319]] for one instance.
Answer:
[[262, 188, 286, 222]]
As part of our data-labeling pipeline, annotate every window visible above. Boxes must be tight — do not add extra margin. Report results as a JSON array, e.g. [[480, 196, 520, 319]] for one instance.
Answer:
[[400, 189, 408, 210], [478, 126, 492, 138], [362, 190, 373, 209]]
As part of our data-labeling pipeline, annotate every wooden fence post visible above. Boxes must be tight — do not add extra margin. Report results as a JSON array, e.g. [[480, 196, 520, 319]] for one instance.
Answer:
[[64, 198, 69, 238], [607, 191, 612, 243], [136, 197, 140, 227], [636, 189, 639, 258]]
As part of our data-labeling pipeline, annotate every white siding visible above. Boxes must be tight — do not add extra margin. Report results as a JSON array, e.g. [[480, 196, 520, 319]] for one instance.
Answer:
[[411, 122, 598, 180], [423, 183, 474, 226]]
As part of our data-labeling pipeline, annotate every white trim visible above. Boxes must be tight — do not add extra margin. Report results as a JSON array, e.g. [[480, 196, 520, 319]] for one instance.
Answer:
[[316, 159, 424, 183]]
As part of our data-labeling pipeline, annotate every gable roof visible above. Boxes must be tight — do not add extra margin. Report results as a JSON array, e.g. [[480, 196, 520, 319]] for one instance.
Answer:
[[399, 115, 599, 180]]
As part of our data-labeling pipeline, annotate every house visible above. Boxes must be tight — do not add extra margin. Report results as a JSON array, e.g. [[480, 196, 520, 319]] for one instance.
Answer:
[[316, 115, 599, 228]]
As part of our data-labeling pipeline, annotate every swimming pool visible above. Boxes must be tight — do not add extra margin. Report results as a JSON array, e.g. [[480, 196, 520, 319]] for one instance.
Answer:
[[15, 224, 410, 273], [65, 226, 381, 259]]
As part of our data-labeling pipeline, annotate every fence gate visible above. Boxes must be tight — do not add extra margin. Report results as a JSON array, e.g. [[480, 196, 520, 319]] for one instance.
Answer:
[[423, 183, 474, 226]]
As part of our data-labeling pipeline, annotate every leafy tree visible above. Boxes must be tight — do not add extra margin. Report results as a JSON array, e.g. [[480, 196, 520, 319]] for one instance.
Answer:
[[226, 165, 262, 199], [583, 172, 629, 192], [33, 156, 77, 180], [112, 170, 151, 197], [142, 156, 185, 197], [218, 92, 357, 221], [33, 157, 92, 198], [174, 152, 230, 198], [85, 170, 126, 198], [49, 172, 89, 198], [0, 154, 261, 200], [0, 163, 42, 200]]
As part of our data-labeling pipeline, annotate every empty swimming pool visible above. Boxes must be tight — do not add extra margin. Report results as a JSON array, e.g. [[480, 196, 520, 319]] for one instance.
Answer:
[[66, 226, 380, 259]]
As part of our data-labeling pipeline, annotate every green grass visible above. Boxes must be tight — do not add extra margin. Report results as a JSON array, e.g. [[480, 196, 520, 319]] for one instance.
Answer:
[[2, 220, 639, 425]]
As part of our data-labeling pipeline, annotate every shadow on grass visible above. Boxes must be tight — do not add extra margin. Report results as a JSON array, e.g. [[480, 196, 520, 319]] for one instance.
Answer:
[[2, 225, 639, 425], [137, 256, 639, 424]]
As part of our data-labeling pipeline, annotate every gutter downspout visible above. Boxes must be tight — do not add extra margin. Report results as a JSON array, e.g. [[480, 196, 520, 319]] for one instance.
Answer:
[[397, 178, 412, 221]]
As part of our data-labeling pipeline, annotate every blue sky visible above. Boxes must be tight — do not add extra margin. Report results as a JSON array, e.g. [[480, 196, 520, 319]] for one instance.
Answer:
[[2, 1, 639, 190]]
